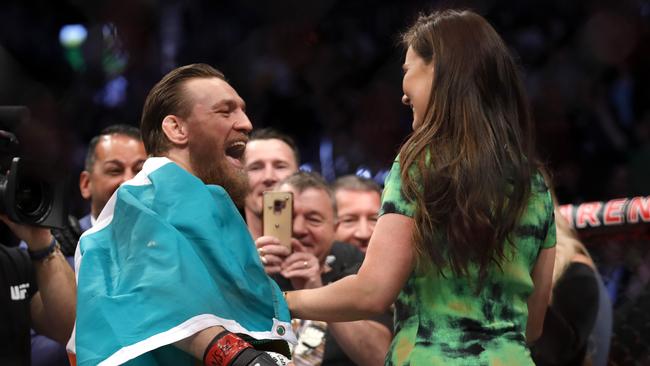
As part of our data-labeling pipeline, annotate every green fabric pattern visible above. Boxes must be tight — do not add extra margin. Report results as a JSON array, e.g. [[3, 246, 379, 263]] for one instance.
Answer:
[[380, 158, 556, 365]]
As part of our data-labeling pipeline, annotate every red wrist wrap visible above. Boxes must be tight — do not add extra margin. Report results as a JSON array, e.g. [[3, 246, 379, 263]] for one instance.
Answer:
[[203, 332, 252, 366]]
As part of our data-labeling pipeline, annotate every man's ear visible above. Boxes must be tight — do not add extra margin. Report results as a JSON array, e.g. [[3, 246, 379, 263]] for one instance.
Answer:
[[161, 115, 189, 146], [79, 171, 92, 200]]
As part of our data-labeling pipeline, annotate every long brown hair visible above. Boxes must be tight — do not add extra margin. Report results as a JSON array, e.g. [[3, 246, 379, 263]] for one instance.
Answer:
[[399, 10, 538, 284]]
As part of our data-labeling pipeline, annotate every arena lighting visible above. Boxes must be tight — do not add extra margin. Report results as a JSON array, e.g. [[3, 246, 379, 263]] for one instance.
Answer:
[[59, 22, 128, 76], [355, 167, 372, 179], [59, 24, 87, 47]]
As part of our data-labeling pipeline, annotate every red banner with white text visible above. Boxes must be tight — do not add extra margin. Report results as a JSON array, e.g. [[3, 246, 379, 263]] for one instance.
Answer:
[[559, 196, 650, 241]]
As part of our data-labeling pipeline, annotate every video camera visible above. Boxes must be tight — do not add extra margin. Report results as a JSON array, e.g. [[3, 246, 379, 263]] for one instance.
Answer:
[[0, 106, 67, 228]]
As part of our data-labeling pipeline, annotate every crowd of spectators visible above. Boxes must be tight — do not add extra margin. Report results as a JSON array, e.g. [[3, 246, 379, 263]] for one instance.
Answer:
[[1, 0, 648, 209]]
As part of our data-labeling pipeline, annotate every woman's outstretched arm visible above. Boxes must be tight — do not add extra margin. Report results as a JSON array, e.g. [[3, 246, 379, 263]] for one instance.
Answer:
[[287, 213, 415, 322]]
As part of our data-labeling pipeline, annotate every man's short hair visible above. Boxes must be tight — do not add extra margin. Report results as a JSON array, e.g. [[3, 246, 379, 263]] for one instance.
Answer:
[[85, 124, 142, 172], [140, 63, 226, 156], [249, 128, 301, 166], [278, 171, 337, 218], [333, 175, 381, 195]]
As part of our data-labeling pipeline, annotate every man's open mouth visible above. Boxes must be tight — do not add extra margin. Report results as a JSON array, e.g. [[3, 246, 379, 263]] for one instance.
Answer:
[[225, 141, 247, 161]]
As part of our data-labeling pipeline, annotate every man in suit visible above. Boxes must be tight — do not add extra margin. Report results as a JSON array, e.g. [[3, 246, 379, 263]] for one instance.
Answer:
[[78, 124, 148, 231]]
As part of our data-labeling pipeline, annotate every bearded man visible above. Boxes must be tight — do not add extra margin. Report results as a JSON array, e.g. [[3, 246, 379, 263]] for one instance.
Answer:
[[70, 64, 295, 366]]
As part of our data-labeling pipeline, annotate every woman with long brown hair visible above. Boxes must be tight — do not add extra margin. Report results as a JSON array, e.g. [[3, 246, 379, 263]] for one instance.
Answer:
[[285, 9, 556, 365]]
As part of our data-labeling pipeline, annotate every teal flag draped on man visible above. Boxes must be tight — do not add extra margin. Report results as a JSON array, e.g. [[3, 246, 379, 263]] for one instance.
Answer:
[[69, 157, 296, 366]]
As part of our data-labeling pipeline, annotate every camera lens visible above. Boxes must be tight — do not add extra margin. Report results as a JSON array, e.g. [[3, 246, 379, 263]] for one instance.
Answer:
[[15, 178, 49, 219], [273, 199, 286, 213]]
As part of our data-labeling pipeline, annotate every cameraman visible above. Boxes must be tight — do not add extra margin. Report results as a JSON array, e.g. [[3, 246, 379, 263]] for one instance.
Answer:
[[29, 124, 146, 366], [0, 219, 76, 365]]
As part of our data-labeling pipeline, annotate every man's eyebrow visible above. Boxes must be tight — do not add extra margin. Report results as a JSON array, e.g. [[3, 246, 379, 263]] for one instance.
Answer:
[[245, 159, 263, 166], [102, 159, 125, 166], [211, 99, 235, 109], [212, 98, 246, 110], [305, 210, 325, 218]]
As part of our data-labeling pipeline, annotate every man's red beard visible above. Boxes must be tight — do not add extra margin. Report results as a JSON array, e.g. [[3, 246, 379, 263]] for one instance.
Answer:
[[189, 142, 250, 208]]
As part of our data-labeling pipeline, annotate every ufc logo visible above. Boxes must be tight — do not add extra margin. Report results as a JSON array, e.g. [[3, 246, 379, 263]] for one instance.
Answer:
[[10, 283, 29, 300]]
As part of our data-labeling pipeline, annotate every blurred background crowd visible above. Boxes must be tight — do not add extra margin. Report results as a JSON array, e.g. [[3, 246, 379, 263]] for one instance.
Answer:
[[2, 0, 648, 209], [1, 0, 649, 363]]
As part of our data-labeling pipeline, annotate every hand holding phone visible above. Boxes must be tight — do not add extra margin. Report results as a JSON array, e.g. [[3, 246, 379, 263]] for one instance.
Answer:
[[262, 191, 293, 251]]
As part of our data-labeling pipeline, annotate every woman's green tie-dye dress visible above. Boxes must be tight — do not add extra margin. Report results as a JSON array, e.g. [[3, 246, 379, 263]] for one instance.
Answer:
[[380, 160, 556, 366]]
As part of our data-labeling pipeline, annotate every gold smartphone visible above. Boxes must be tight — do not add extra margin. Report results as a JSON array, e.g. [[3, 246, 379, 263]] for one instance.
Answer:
[[262, 191, 293, 251]]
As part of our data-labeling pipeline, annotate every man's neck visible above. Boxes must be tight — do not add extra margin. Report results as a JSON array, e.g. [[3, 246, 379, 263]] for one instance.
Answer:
[[245, 208, 263, 240], [163, 149, 194, 175]]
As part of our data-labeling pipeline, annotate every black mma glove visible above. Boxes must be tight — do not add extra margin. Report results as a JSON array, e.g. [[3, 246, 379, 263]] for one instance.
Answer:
[[226, 348, 280, 366]]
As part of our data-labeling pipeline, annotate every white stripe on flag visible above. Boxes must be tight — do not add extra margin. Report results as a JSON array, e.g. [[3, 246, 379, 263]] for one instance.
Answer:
[[99, 314, 294, 365]]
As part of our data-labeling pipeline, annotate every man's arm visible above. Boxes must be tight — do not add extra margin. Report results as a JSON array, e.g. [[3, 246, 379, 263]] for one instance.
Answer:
[[175, 326, 290, 366], [30, 253, 77, 345], [328, 320, 391, 366], [175, 326, 224, 361], [0, 217, 77, 345]]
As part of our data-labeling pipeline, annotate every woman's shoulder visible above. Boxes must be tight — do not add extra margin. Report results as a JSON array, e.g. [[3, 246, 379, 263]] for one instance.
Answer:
[[530, 170, 551, 194]]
